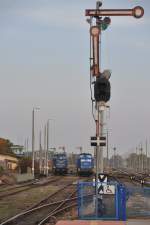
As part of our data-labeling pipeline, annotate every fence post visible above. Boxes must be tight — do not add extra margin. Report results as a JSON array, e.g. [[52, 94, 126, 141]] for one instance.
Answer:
[[122, 186, 127, 221], [115, 183, 119, 220], [119, 185, 126, 221], [77, 182, 80, 218]]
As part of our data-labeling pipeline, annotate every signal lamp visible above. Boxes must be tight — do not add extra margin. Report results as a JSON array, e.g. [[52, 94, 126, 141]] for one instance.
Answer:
[[104, 17, 111, 25], [101, 17, 111, 31], [133, 6, 144, 19], [90, 26, 100, 36]]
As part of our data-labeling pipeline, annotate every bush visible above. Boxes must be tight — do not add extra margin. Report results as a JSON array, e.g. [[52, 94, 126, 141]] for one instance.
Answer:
[[0, 165, 4, 173], [19, 157, 39, 174]]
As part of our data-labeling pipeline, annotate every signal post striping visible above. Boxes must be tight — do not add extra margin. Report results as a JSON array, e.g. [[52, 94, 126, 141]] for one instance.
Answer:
[[86, 1, 145, 176], [86, 0, 144, 219], [85, 6, 144, 18]]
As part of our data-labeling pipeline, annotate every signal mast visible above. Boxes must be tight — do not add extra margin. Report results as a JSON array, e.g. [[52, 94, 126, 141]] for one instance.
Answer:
[[86, 1, 144, 216]]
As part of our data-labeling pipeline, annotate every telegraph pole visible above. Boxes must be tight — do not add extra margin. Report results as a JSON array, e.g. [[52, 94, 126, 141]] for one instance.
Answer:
[[136, 147, 138, 172], [24, 139, 26, 156], [46, 121, 49, 176], [146, 139, 148, 173], [113, 147, 116, 169], [76, 146, 83, 154], [39, 130, 42, 174], [32, 109, 35, 176], [140, 143, 143, 172], [26, 138, 29, 157], [44, 125, 47, 175], [32, 107, 40, 177]]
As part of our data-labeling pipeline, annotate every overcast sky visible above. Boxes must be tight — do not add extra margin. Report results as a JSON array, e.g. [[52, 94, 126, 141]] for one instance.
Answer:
[[0, 0, 149, 156]]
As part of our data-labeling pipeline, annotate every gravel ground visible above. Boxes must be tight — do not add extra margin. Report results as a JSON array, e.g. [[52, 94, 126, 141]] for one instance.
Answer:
[[0, 184, 59, 222]]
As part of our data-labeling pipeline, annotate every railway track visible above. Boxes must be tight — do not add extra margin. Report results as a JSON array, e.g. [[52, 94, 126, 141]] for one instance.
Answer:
[[0, 176, 81, 225], [110, 169, 150, 187], [0, 181, 34, 193], [0, 176, 61, 200], [37, 188, 77, 225], [38, 202, 77, 225]]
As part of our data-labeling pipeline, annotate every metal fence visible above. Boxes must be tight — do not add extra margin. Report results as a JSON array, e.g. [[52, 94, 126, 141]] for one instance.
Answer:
[[77, 182, 126, 221], [126, 187, 150, 218]]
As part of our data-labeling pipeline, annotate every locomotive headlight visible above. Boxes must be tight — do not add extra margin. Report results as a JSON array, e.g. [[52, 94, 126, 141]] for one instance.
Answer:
[[133, 6, 144, 19]]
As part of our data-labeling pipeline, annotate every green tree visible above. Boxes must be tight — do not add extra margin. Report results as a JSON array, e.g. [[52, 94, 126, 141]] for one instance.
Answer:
[[0, 165, 4, 173], [0, 138, 14, 155]]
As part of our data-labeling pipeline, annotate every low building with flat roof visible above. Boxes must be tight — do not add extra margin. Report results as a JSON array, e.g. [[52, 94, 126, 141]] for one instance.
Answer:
[[0, 153, 18, 170]]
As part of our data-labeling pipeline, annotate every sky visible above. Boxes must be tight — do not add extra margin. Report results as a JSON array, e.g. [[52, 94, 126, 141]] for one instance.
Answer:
[[0, 0, 149, 157]]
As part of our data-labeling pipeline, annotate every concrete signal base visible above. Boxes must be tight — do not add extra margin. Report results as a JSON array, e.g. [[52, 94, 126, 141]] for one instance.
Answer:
[[56, 221, 150, 225]]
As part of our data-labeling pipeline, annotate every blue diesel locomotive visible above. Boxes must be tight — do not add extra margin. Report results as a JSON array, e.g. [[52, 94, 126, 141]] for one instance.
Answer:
[[52, 153, 68, 174], [76, 153, 94, 175]]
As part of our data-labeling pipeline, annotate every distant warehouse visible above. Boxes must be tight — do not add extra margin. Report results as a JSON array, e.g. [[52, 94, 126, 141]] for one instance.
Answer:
[[0, 153, 18, 170]]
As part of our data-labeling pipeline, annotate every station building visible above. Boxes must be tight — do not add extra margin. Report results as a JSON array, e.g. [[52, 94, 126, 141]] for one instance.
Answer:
[[0, 153, 18, 170]]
